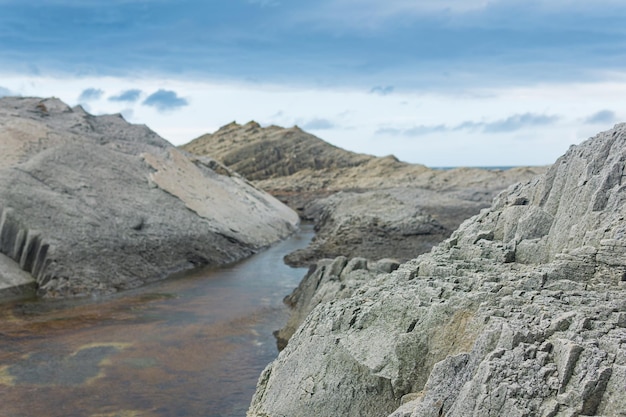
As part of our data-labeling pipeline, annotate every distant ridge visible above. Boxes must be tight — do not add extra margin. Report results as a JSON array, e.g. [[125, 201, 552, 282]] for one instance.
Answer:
[[181, 122, 540, 195], [182, 121, 393, 181]]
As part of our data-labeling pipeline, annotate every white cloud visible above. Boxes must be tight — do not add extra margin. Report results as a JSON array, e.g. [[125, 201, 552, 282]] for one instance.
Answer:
[[1, 73, 624, 167]]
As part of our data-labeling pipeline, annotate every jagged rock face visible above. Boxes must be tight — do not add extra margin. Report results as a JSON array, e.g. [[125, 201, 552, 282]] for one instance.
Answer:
[[0, 97, 299, 298], [248, 124, 626, 417]]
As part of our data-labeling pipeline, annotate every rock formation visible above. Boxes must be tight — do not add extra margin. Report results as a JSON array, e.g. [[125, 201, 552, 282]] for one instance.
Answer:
[[182, 122, 545, 266], [0, 97, 299, 299], [248, 123, 626, 417]]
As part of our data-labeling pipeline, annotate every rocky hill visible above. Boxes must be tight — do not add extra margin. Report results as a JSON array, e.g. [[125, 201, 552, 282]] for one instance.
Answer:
[[248, 123, 626, 416], [182, 123, 545, 266], [183, 121, 376, 182], [0, 97, 299, 299]]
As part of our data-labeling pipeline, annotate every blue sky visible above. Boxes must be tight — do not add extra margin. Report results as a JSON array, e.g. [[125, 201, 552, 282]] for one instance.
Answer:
[[1, 0, 625, 166]]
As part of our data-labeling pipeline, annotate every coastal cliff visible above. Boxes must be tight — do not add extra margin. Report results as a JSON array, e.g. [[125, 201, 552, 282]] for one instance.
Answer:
[[248, 124, 626, 416], [0, 97, 299, 298]]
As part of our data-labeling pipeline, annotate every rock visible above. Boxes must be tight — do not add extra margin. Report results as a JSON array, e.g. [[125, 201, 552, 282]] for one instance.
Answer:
[[283, 189, 452, 266], [182, 121, 376, 183], [182, 123, 546, 266], [0, 97, 299, 298], [247, 123, 626, 417]]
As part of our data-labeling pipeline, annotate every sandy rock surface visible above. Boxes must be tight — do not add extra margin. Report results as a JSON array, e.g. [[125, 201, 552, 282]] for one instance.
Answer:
[[0, 97, 299, 298]]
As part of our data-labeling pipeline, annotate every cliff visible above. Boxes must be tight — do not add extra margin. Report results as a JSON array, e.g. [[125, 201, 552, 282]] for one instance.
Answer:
[[0, 97, 299, 299], [248, 124, 626, 416]]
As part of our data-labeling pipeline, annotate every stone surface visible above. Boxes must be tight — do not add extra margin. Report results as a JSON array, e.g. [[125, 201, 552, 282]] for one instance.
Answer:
[[0, 97, 299, 298], [183, 122, 545, 266], [248, 123, 626, 417]]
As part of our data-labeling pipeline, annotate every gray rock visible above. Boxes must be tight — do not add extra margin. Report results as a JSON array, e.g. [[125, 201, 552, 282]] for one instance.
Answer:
[[183, 122, 546, 267], [248, 123, 626, 417], [0, 97, 299, 298]]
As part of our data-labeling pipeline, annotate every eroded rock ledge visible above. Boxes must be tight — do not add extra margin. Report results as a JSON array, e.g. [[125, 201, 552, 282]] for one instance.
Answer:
[[248, 123, 626, 417], [0, 97, 299, 298]]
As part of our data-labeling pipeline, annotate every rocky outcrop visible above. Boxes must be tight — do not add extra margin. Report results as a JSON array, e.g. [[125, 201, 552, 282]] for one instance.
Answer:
[[248, 123, 626, 417], [0, 97, 299, 298], [182, 122, 545, 266], [283, 188, 484, 266], [182, 121, 375, 182]]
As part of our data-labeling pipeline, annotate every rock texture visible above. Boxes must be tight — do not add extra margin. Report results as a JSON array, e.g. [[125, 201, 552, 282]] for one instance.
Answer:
[[183, 122, 545, 266], [0, 97, 299, 298], [248, 123, 626, 417], [283, 187, 486, 266]]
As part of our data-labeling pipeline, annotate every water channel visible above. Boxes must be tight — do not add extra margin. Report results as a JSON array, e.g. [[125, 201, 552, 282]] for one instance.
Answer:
[[0, 224, 314, 417]]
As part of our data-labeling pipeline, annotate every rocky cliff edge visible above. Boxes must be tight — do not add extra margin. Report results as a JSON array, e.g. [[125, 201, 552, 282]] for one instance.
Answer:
[[248, 123, 626, 417], [0, 97, 299, 298]]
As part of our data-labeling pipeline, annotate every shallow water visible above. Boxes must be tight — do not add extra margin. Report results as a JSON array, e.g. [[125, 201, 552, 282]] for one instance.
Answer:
[[0, 225, 314, 417]]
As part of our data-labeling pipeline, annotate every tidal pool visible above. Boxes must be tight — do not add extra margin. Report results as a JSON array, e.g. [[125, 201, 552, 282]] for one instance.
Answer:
[[0, 224, 314, 417]]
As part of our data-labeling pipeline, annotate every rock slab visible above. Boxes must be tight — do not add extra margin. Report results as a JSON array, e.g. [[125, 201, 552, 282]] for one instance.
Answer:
[[0, 97, 299, 298]]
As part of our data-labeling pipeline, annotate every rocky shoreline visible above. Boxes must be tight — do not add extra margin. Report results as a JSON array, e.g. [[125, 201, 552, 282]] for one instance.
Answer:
[[182, 122, 546, 267], [0, 97, 299, 299], [3, 96, 623, 417], [248, 123, 626, 417]]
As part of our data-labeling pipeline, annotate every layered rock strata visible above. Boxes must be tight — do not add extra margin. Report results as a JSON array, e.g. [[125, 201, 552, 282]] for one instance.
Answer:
[[183, 122, 545, 266], [248, 123, 626, 417], [0, 97, 299, 298]]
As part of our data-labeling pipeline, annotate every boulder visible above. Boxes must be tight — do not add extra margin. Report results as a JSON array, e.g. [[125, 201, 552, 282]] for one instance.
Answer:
[[0, 97, 299, 298]]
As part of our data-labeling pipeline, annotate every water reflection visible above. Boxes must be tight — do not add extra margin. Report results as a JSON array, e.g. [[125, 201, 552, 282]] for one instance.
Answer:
[[0, 224, 314, 417]]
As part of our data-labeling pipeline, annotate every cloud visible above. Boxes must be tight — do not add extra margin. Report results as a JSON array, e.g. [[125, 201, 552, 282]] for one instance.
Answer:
[[377, 112, 561, 137], [370, 85, 394, 96], [376, 124, 448, 137], [584, 109, 617, 124], [300, 118, 336, 130], [142, 89, 188, 112], [0, 86, 12, 97], [482, 113, 560, 133], [248, 0, 280, 6], [78, 88, 104, 102], [109, 89, 142, 103]]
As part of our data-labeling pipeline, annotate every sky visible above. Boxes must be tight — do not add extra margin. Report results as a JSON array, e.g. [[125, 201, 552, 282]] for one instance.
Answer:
[[1, 0, 625, 167]]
